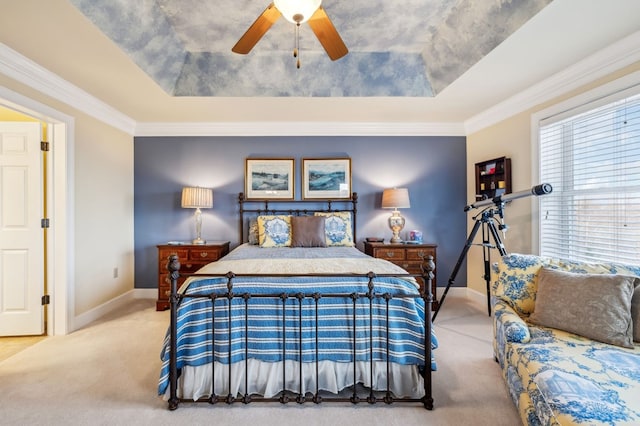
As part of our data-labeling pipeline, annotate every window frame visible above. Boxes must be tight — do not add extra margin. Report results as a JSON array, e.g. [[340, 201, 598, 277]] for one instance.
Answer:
[[530, 70, 640, 257]]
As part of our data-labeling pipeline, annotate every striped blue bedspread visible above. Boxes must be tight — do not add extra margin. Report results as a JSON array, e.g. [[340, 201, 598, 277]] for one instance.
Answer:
[[158, 274, 437, 395]]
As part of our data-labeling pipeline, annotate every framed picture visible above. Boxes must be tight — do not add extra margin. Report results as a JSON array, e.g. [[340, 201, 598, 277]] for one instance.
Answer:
[[302, 158, 351, 199], [245, 158, 295, 200]]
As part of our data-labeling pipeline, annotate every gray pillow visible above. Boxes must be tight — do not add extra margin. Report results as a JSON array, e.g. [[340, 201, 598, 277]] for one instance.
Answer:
[[528, 267, 636, 348], [632, 282, 640, 343], [290, 216, 326, 247], [248, 219, 259, 245]]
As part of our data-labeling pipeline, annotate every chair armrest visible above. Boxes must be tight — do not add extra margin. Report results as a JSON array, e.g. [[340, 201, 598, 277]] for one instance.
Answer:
[[494, 300, 531, 343]]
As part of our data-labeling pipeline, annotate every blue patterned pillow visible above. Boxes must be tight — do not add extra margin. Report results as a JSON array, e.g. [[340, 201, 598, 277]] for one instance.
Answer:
[[257, 215, 291, 247], [314, 211, 354, 246]]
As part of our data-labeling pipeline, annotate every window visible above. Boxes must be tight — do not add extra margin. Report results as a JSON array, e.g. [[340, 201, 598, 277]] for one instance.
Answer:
[[538, 89, 640, 265]]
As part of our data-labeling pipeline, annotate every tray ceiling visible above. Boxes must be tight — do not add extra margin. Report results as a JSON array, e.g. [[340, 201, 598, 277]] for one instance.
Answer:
[[68, 0, 552, 97]]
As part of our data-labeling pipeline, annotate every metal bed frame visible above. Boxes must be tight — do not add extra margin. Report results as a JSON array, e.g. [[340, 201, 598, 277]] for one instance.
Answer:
[[165, 193, 434, 410]]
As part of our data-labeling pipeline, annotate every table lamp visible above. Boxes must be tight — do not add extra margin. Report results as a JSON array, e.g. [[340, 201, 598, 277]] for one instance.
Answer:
[[181, 186, 213, 245], [381, 188, 410, 243]]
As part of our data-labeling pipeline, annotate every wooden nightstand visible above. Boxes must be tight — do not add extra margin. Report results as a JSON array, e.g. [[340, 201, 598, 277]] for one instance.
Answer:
[[363, 241, 438, 310], [156, 241, 230, 311]]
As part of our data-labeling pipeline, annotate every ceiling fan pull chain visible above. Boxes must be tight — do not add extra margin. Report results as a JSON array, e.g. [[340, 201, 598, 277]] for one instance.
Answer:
[[295, 22, 301, 68]]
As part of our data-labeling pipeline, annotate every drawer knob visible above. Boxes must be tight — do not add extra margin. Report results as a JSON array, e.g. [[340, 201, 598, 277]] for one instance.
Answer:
[[418, 250, 425, 258], [200, 252, 208, 258], [386, 251, 395, 257]]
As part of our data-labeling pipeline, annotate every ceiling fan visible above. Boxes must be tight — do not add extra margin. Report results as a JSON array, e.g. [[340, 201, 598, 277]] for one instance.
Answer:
[[232, 0, 348, 68]]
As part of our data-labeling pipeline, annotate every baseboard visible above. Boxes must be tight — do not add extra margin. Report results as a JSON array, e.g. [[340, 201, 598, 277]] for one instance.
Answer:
[[132, 288, 156, 299], [434, 286, 491, 315], [465, 287, 490, 313], [72, 288, 156, 331]]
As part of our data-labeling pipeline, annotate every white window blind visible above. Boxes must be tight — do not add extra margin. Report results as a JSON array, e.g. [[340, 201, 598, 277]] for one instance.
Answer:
[[538, 91, 640, 265]]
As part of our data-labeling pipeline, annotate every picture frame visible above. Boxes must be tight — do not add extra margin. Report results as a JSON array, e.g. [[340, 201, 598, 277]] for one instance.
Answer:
[[302, 158, 351, 199], [245, 158, 295, 200]]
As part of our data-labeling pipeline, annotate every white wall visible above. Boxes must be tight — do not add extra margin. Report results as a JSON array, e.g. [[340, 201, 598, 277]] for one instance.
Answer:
[[73, 116, 134, 315], [0, 73, 135, 323]]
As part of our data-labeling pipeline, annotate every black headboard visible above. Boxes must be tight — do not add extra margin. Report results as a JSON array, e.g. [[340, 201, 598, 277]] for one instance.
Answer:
[[238, 192, 358, 243]]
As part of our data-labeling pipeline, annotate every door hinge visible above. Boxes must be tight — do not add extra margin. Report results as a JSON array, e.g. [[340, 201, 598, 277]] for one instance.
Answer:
[[41, 141, 50, 151], [41, 218, 50, 228], [42, 295, 50, 305]]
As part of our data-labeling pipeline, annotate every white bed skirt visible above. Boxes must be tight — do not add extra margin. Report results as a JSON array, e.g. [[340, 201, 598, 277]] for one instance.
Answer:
[[164, 359, 425, 400]]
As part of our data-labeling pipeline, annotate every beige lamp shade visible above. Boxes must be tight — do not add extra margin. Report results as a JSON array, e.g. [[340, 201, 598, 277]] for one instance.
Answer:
[[381, 188, 410, 209], [381, 188, 410, 243], [181, 187, 213, 244], [181, 187, 213, 209]]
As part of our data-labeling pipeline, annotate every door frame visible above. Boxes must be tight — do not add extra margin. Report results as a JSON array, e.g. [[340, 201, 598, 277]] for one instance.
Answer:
[[0, 86, 73, 336]]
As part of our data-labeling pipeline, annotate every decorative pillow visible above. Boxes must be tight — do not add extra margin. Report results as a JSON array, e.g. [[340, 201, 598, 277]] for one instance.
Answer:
[[528, 267, 636, 348], [314, 211, 354, 247], [248, 219, 259, 245], [632, 282, 640, 342], [492, 253, 550, 317], [257, 215, 291, 247], [493, 301, 531, 343], [290, 216, 326, 247]]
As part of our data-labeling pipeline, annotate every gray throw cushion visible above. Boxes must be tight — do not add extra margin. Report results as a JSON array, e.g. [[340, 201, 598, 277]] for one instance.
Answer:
[[632, 282, 640, 342], [528, 267, 636, 348], [248, 219, 259, 245], [290, 216, 326, 247]]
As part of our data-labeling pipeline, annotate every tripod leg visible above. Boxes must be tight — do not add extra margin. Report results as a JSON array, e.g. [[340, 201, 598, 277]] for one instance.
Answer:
[[483, 236, 491, 316], [432, 219, 482, 322], [486, 220, 507, 256], [483, 220, 508, 317]]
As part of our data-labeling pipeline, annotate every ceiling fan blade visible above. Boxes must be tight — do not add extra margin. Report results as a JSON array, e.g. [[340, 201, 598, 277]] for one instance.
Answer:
[[307, 6, 348, 61], [232, 3, 282, 54]]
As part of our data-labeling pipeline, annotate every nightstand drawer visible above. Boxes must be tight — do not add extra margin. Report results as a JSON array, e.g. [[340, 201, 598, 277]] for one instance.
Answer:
[[156, 242, 230, 311], [158, 248, 189, 271], [179, 262, 203, 273], [392, 260, 423, 273], [376, 248, 406, 260], [189, 248, 223, 261], [406, 247, 435, 260]]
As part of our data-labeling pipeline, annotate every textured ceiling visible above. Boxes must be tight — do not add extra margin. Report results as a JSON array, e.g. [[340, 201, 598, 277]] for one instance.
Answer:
[[68, 0, 551, 97]]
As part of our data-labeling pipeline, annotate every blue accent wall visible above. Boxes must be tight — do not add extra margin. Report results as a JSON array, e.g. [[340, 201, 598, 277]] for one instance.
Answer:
[[134, 136, 467, 291]]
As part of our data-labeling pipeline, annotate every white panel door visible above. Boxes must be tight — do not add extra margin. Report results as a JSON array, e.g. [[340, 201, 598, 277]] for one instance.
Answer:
[[0, 122, 43, 336]]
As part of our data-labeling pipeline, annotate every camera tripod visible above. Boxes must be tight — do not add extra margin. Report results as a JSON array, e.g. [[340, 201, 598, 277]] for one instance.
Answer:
[[431, 204, 507, 322], [431, 184, 552, 322]]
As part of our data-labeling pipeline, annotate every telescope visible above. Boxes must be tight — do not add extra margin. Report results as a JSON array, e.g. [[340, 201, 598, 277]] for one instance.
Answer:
[[464, 183, 552, 212]]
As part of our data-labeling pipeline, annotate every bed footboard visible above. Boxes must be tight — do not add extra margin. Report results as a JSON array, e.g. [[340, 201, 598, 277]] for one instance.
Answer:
[[165, 254, 435, 411]]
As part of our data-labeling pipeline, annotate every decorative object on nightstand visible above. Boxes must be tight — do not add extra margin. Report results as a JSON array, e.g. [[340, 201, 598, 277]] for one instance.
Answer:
[[381, 188, 410, 243], [156, 241, 229, 310], [181, 186, 213, 245]]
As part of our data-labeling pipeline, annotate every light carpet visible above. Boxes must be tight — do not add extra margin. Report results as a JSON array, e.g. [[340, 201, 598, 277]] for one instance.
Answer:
[[0, 295, 521, 425]]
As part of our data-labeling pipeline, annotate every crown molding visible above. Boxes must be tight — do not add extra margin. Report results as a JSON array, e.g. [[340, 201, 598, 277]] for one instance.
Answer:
[[4, 26, 638, 139], [134, 121, 466, 137], [0, 43, 136, 135], [465, 30, 640, 134]]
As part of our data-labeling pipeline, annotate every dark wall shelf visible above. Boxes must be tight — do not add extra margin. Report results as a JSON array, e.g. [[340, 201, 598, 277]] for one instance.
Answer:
[[474, 157, 512, 200]]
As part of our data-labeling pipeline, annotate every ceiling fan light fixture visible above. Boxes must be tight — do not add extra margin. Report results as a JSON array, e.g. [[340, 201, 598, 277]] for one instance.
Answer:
[[274, 0, 322, 24]]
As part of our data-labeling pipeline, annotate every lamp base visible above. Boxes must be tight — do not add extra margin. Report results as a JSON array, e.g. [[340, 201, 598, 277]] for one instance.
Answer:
[[192, 238, 206, 245], [388, 210, 405, 245]]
